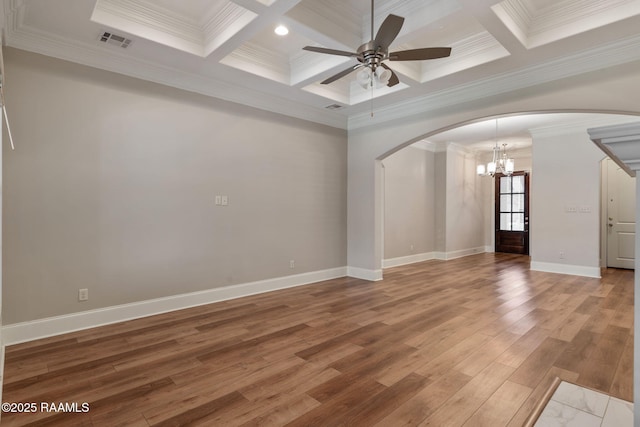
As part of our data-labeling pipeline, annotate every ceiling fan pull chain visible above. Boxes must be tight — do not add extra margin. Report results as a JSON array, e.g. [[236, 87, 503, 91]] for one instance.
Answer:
[[371, 82, 374, 117]]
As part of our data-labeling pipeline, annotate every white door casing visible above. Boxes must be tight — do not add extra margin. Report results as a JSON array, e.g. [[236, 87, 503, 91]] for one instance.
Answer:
[[606, 158, 636, 269]]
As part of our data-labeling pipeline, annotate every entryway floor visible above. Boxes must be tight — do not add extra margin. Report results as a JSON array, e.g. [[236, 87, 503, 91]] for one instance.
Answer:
[[535, 381, 632, 426]]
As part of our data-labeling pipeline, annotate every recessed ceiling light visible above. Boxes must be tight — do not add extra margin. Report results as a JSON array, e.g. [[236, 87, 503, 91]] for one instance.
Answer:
[[274, 25, 289, 36]]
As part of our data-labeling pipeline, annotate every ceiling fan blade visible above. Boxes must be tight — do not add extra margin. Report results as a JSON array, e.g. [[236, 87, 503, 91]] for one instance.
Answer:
[[303, 46, 357, 57], [381, 63, 400, 87], [374, 14, 404, 49], [321, 64, 362, 84], [389, 47, 452, 61]]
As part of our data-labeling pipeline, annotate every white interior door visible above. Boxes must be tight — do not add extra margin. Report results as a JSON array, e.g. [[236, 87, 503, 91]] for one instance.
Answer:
[[607, 158, 636, 269]]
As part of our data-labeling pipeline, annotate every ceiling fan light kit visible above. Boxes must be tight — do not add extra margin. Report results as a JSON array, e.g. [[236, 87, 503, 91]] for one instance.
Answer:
[[356, 66, 392, 89], [302, 0, 452, 88]]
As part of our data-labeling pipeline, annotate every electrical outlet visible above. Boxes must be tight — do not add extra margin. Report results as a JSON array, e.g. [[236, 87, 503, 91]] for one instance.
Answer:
[[559, 251, 565, 259], [221, 195, 228, 206], [78, 288, 89, 301], [290, 260, 295, 269], [215, 195, 221, 205]]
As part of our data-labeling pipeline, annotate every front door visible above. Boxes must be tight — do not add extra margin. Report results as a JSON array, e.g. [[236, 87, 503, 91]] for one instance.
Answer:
[[495, 172, 529, 254], [606, 158, 636, 269]]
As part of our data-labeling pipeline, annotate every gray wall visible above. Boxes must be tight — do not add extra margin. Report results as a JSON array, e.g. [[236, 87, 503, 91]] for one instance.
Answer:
[[530, 129, 604, 271], [2, 48, 347, 324], [382, 144, 486, 262], [382, 146, 435, 259], [444, 145, 485, 253]]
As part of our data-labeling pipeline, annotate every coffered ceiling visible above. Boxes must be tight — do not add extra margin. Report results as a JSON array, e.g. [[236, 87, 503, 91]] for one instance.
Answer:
[[3, 0, 640, 130]]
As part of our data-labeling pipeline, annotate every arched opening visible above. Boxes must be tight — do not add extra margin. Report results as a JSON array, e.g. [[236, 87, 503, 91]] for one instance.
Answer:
[[375, 111, 640, 278]]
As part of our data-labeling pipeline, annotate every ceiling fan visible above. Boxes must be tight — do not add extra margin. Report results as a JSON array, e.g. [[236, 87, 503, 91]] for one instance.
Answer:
[[303, 0, 452, 87]]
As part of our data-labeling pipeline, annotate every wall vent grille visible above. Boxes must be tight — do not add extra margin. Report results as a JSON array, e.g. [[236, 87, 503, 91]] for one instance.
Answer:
[[99, 31, 133, 48], [325, 104, 343, 110]]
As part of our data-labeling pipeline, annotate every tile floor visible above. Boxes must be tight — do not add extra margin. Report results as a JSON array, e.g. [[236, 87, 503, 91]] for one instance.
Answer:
[[535, 381, 633, 427]]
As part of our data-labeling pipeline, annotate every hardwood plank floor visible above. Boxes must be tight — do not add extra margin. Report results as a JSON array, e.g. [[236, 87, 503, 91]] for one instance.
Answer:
[[1, 253, 634, 426]]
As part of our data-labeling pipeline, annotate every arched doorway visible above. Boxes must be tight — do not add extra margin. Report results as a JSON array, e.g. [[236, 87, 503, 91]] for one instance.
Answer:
[[378, 113, 639, 274]]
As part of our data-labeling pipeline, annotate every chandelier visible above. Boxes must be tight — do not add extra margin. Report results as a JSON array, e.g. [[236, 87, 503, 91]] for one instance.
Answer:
[[477, 119, 514, 176]]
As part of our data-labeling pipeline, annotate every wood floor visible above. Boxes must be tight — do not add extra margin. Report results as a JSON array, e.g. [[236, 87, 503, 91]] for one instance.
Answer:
[[2, 253, 634, 426]]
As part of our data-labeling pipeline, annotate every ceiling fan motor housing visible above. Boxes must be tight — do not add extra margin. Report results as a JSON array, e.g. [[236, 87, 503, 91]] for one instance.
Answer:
[[357, 41, 387, 70], [302, 8, 451, 86]]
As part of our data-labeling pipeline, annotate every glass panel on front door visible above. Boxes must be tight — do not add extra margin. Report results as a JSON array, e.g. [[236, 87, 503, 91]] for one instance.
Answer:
[[499, 175, 525, 231]]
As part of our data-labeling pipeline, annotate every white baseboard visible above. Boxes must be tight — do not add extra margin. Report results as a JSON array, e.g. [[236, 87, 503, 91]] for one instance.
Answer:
[[438, 247, 487, 261], [530, 261, 601, 278], [1, 267, 348, 346], [433, 251, 446, 260], [347, 266, 383, 281], [384, 247, 488, 267], [383, 252, 436, 268]]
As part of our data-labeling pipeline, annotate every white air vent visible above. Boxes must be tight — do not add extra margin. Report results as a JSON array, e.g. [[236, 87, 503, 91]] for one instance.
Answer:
[[99, 31, 133, 48], [325, 104, 343, 110]]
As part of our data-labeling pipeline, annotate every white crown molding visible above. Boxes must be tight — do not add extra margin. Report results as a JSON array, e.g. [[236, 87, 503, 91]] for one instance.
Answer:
[[285, 1, 362, 49], [4, 23, 346, 129], [588, 121, 640, 140], [433, 141, 448, 152], [449, 31, 507, 61], [531, 0, 634, 36], [529, 115, 639, 137], [373, 0, 436, 22], [91, 0, 257, 58], [92, 0, 204, 56], [507, 0, 533, 30], [202, 3, 257, 56], [290, 48, 352, 87], [372, 0, 461, 41], [98, 0, 202, 42], [5, 0, 640, 132], [529, 0, 640, 48], [221, 41, 290, 85], [348, 32, 640, 129], [420, 31, 510, 83], [415, 140, 447, 152], [410, 141, 439, 152], [588, 121, 640, 176], [302, 82, 350, 107], [491, 0, 532, 47], [447, 142, 476, 156], [495, 0, 640, 49]]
